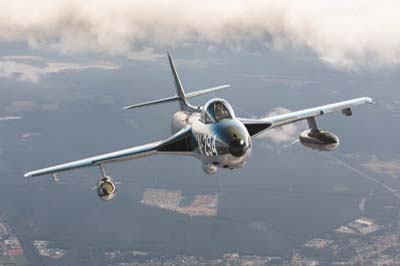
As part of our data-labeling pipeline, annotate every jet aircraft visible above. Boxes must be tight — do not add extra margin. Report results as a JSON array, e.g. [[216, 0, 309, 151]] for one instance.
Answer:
[[24, 54, 374, 200]]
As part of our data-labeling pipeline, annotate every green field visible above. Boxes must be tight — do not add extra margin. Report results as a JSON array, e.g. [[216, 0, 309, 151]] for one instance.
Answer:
[[0, 255, 14, 265], [14, 254, 29, 266], [0, 254, 30, 266]]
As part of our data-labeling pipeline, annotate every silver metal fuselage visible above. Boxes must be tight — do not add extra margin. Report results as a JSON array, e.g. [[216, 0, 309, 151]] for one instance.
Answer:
[[171, 108, 252, 171]]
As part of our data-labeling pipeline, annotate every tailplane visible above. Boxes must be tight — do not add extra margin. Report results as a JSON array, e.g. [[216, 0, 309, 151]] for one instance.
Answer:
[[123, 53, 230, 111]]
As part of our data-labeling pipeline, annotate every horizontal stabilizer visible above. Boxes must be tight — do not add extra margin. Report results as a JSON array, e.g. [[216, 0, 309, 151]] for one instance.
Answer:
[[185, 84, 230, 99], [123, 84, 230, 110], [123, 96, 180, 110]]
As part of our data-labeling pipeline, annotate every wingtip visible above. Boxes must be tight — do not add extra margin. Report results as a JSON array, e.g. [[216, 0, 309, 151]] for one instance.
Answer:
[[123, 105, 137, 110], [364, 97, 375, 104], [24, 172, 32, 178]]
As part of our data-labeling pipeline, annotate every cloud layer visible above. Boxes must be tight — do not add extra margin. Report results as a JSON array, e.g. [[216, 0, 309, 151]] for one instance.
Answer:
[[0, 56, 119, 82], [0, 116, 21, 121], [0, 1, 399, 69], [257, 107, 305, 145]]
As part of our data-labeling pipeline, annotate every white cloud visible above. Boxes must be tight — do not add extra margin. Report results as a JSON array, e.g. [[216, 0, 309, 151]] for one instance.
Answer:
[[21, 132, 41, 139], [3, 55, 44, 62], [257, 107, 305, 145], [127, 47, 163, 61], [0, 116, 22, 121], [362, 155, 400, 179], [0, 56, 120, 82], [0, 1, 399, 69], [6, 100, 38, 113], [5, 100, 59, 113]]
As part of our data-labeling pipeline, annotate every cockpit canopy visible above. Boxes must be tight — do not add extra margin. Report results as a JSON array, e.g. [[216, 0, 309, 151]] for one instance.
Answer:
[[200, 98, 235, 124]]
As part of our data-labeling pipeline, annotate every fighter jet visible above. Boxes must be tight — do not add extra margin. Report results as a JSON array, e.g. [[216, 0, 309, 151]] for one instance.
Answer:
[[24, 53, 374, 200]]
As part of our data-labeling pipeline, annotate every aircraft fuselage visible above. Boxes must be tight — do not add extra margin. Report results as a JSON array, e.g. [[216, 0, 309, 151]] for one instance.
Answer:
[[171, 108, 252, 173]]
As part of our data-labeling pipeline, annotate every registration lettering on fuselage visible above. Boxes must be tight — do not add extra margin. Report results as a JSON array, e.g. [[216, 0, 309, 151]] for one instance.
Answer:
[[196, 135, 218, 156]]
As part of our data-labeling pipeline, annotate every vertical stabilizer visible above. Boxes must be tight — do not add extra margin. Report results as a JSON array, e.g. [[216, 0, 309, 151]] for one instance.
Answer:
[[123, 53, 230, 111], [167, 53, 189, 110]]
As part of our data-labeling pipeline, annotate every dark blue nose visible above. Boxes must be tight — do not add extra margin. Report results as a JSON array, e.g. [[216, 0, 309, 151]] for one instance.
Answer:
[[229, 138, 247, 157]]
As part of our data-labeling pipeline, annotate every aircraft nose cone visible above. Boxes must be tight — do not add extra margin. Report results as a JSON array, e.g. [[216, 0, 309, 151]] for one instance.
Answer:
[[229, 138, 247, 157]]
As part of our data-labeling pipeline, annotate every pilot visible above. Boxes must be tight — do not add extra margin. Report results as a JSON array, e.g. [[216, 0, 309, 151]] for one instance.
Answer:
[[214, 102, 231, 121]]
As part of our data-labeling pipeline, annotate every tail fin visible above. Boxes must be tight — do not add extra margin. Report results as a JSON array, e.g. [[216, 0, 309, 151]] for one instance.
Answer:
[[167, 52, 189, 111], [123, 53, 230, 111]]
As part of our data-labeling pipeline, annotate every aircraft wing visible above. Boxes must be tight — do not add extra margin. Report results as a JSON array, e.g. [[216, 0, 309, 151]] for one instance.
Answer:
[[240, 97, 374, 137], [24, 126, 195, 178]]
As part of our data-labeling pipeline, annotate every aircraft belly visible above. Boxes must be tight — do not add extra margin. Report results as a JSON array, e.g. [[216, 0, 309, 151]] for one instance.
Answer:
[[194, 149, 250, 168]]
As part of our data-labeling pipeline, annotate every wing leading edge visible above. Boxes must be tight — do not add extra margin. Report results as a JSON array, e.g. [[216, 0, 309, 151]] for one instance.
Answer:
[[24, 126, 195, 178], [240, 97, 373, 137]]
